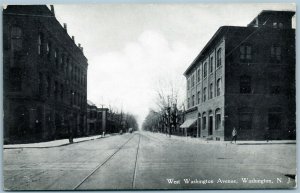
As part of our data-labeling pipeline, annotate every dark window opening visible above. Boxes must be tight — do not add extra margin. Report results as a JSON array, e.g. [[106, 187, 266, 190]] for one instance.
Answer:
[[217, 78, 221, 96], [240, 44, 252, 61], [203, 62, 207, 78], [217, 48, 222, 68], [240, 75, 251, 94], [271, 45, 281, 62], [215, 110, 221, 130]]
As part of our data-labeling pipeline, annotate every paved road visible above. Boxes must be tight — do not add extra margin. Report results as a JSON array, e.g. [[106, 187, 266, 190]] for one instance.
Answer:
[[3, 131, 296, 190]]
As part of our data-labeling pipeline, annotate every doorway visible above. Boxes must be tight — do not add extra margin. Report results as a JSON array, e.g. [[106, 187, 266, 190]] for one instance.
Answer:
[[209, 115, 213, 135]]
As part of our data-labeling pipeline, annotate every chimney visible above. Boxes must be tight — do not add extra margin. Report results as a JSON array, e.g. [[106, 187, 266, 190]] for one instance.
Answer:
[[63, 23, 67, 32], [72, 36, 75, 43], [78, 43, 81, 48], [50, 5, 55, 16]]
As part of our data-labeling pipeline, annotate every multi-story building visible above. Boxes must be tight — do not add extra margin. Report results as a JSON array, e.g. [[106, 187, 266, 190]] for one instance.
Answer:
[[182, 10, 295, 141], [3, 5, 88, 143], [87, 100, 108, 135], [96, 107, 109, 134], [87, 100, 98, 135]]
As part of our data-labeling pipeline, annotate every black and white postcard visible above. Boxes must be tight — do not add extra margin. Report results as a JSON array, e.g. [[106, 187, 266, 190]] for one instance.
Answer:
[[2, 3, 297, 190]]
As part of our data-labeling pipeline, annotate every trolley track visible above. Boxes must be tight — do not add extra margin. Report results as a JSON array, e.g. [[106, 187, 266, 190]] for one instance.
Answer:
[[73, 133, 141, 190]]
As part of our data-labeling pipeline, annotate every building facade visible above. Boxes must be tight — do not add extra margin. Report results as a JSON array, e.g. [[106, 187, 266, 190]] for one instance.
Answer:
[[87, 100, 108, 135], [3, 5, 88, 143], [183, 10, 295, 141]]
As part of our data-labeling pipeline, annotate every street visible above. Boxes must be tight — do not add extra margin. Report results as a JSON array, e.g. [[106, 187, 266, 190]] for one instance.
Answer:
[[3, 131, 296, 190]]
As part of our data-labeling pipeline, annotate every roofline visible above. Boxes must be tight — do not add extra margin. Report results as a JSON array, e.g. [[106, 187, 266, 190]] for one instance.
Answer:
[[183, 26, 229, 76], [249, 10, 295, 26]]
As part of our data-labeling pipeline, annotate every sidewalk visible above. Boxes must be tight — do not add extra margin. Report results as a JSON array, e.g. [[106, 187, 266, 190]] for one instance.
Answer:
[[146, 132, 296, 145], [3, 134, 112, 149]]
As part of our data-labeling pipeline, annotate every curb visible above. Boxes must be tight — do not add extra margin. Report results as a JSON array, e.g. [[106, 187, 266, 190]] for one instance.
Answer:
[[237, 142, 296, 145], [3, 136, 105, 149]]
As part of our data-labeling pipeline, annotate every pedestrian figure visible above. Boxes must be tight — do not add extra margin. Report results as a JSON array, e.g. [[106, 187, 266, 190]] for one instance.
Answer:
[[231, 127, 237, 143]]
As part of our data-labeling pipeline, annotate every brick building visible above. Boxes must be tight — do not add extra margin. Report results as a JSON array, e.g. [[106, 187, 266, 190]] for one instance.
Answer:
[[182, 10, 295, 141], [3, 5, 88, 143]]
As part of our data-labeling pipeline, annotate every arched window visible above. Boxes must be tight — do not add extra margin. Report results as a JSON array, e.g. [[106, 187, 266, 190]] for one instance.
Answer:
[[240, 75, 251, 94], [217, 78, 222, 96], [203, 87, 207, 102], [217, 48, 222, 68], [197, 91, 201, 104], [209, 83, 213, 99], [203, 62, 207, 78], [191, 74, 195, 87], [192, 95, 195, 106], [197, 68, 201, 82], [209, 57, 214, 73]]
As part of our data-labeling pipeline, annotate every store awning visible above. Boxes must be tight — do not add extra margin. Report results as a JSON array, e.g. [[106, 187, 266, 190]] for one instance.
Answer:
[[180, 118, 197, 128]]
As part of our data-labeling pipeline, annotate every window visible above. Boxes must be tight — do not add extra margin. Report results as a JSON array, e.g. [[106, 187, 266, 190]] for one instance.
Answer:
[[209, 83, 213, 99], [238, 107, 253, 130], [197, 91, 201, 104], [203, 62, 207, 78], [192, 75, 195, 87], [187, 98, 190, 109], [278, 23, 283, 29], [203, 87, 207, 102], [209, 57, 214, 73], [215, 108, 221, 130], [192, 95, 195, 106], [273, 22, 277, 28], [197, 68, 200, 82], [11, 26, 22, 52], [271, 45, 281, 62], [202, 113, 207, 130], [187, 79, 190, 90], [240, 75, 251, 94], [217, 78, 221, 96], [38, 33, 43, 55], [217, 48, 222, 68], [240, 44, 252, 61]]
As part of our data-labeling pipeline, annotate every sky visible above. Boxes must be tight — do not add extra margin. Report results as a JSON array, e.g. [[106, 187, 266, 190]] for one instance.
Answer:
[[53, 3, 295, 128]]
